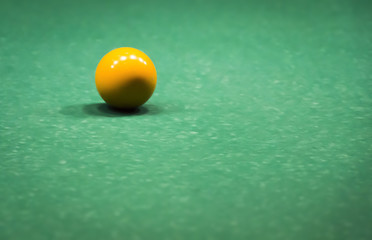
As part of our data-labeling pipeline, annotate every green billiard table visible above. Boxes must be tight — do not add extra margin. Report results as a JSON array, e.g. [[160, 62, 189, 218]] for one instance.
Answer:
[[1, 0, 371, 239]]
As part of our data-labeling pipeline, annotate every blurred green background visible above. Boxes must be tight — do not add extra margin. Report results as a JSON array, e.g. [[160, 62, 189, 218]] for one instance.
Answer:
[[0, 0, 371, 239]]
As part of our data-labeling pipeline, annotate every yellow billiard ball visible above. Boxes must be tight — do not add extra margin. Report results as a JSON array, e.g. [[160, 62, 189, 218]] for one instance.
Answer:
[[95, 47, 157, 109]]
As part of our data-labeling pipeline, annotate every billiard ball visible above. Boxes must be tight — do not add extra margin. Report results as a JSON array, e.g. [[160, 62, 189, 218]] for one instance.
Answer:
[[95, 47, 157, 109]]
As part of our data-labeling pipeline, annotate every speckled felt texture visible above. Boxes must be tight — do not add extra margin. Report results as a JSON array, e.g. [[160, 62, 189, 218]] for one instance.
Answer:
[[0, 0, 371, 239]]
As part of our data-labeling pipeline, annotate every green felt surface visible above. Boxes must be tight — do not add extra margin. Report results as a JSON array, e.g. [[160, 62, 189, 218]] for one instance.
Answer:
[[1, 0, 372, 239]]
